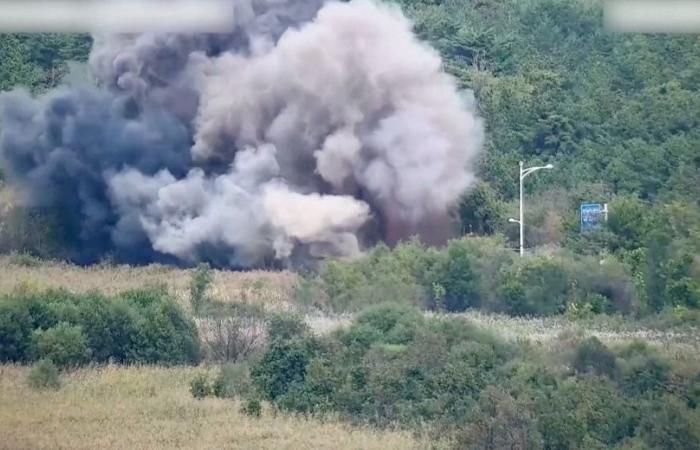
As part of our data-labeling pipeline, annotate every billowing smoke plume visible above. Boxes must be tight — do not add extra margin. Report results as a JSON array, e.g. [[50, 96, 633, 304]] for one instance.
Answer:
[[0, 0, 483, 267]]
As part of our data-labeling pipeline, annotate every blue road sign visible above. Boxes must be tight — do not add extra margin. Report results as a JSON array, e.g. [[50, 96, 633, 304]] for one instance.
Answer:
[[581, 203, 606, 232]]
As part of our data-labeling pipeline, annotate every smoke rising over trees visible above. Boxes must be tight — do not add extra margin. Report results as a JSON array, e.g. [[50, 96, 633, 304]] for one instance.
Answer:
[[0, 0, 483, 267]]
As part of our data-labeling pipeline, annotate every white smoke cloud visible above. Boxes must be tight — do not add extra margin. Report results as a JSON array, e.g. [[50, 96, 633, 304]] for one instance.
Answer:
[[1, 0, 483, 267]]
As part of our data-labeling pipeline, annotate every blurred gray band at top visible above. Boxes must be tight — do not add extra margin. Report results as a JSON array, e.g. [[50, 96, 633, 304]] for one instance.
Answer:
[[0, 0, 235, 33], [604, 0, 700, 33]]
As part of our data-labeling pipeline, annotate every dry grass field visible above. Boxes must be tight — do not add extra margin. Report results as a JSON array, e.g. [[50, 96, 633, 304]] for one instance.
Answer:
[[0, 365, 420, 450], [0, 256, 298, 311]]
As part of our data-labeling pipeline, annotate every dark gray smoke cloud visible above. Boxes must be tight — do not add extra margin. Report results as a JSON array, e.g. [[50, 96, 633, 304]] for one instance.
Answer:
[[0, 0, 483, 267]]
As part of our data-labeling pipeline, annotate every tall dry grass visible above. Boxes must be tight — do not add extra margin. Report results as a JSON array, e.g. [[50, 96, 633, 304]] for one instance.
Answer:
[[0, 256, 298, 310], [0, 364, 419, 450]]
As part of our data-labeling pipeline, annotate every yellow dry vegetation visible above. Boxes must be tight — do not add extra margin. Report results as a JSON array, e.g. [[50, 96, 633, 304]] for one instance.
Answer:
[[0, 256, 298, 310], [0, 365, 419, 450]]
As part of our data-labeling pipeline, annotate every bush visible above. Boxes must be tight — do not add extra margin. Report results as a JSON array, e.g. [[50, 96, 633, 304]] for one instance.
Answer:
[[317, 240, 433, 311], [190, 373, 213, 399], [0, 207, 64, 258], [427, 238, 484, 311], [0, 297, 32, 362], [30, 322, 89, 369], [241, 398, 262, 417], [251, 338, 313, 402], [0, 287, 200, 366], [27, 359, 61, 390], [497, 256, 571, 316], [617, 341, 671, 396], [8, 252, 42, 267], [572, 337, 617, 378], [213, 363, 252, 398], [189, 263, 213, 315], [267, 313, 308, 344], [458, 387, 543, 450], [118, 287, 200, 364], [198, 302, 266, 362]]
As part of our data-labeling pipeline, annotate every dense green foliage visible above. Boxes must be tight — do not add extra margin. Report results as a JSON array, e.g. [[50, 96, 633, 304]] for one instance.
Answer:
[[244, 304, 700, 448], [0, 33, 90, 93], [0, 286, 200, 365], [311, 236, 642, 316]]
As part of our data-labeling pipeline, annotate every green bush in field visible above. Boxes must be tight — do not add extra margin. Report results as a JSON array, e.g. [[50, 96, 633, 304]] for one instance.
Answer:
[[251, 337, 314, 402], [572, 337, 617, 378], [27, 359, 61, 390], [213, 364, 252, 398], [426, 238, 483, 312], [123, 288, 200, 365], [30, 322, 89, 369], [616, 340, 671, 396], [189, 263, 213, 315], [0, 286, 200, 366], [0, 297, 33, 362], [318, 240, 433, 311], [241, 397, 262, 418], [266, 313, 308, 344], [8, 252, 42, 267], [497, 255, 571, 316], [190, 373, 212, 399]]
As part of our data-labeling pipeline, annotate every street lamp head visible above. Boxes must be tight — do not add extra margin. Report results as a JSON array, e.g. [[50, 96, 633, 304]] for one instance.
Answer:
[[544, 163, 554, 169], [508, 218, 519, 224]]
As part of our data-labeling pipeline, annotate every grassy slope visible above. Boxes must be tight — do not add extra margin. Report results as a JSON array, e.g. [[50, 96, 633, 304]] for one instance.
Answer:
[[0, 365, 418, 450]]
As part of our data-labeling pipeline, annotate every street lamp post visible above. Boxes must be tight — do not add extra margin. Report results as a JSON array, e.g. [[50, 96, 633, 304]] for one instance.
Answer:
[[509, 161, 554, 256]]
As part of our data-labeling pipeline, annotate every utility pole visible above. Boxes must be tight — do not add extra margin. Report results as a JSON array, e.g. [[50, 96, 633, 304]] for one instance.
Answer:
[[509, 161, 554, 256]]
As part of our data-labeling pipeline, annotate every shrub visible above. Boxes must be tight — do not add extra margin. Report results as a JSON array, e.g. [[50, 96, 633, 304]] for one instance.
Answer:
[[317, 240, 432, 311], [267, 313, 308, 344], [198, 302, 266, 362], [9, 252, 42, 267], [534, 377, 639, 448], [0, 287, 200, 366], [189, 263, 213, 314], [190, 373, 213, 399], [251, 338, 313, 402], [0, 207, 63, 258], [497, 256, 571, 316], [352, 302, 423, 344], [241, 397, 262, 417], [27, 359, 61, 390], [120, 287, 200, 365], [30, 322, 89, 369], [213, 363, 252, 398], [427, 238, 483, 312], [572, 337, 617, 378], [616, 341, 671, 396], [0, 297, 32, 362]]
